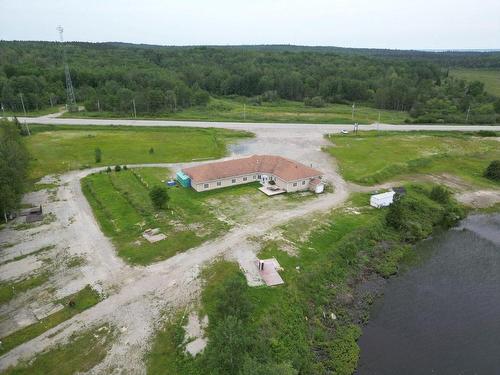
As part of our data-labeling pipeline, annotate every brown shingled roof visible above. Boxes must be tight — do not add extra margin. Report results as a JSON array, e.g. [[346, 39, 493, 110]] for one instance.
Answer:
[[183, 155, 322, 183]]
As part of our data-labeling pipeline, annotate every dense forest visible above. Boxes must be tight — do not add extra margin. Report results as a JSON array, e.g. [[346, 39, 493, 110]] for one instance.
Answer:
[[1, 41, 499, 123]]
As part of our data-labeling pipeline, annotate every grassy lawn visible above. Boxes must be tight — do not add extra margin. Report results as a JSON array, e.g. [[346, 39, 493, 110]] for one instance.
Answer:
[[62, 97, 409, 125], [325, 131, 500, 186], [0, 285, 102, 356], [25, 125, 252, 180], [450, 69, 500, 97], [2, 323, 114, 375], [82, 168, 285, 265]]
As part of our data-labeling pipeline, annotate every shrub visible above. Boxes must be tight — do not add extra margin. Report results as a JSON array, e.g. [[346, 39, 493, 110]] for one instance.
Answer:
[[386, 191, 443, 242], [484, 160, 500, 181], [149, 186, 169, 209], [106, 166, 111, 173], [305, 96, 325, 108], [123, 165, 128, 170], [114, 165, 121, 172], [374, 245, 411, 277], [329, 325, 361, 375], [94, 147, 102, 163], [149, 147, 154, 154], [429, 185, 451, 204], [476, 130, 497, 137]]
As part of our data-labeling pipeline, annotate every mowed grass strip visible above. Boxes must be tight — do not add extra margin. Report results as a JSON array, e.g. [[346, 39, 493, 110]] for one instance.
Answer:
[[0, 285, 102, 356], [326, 131, 500, 186], [82, 168, 242, 265], [2, 323, 114, 375], [25, 125, 252, 180], [63, 97, 410, 125]]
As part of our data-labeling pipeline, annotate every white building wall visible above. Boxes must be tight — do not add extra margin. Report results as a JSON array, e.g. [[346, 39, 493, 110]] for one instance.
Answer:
[[192, 173, 259, 192], [191, 174, 322, 193], [286, 178, 314, 192]]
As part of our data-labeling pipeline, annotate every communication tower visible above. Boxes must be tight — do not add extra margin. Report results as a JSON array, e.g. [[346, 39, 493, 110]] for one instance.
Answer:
[[57, 25, 77, 111]]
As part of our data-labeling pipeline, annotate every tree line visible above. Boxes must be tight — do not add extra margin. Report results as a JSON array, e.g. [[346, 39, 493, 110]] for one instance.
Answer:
[[0, 119, 29, 222], [0, 41, 499, 123]]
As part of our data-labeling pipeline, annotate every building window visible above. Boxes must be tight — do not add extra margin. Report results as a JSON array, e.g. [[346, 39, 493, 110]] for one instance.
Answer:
[[204, 183, 209, 189], [302, 180, 306, 185], [232, 179, 236, 184], [217, 181, 221, 186], [293, 182, 297, 187], [253, 175, 256, 179], [257, 175, 261, 179], [243, 177, 247, 181]]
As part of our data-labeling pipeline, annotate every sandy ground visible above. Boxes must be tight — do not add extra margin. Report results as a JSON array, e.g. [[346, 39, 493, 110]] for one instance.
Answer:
[[1, 117, 498, 373]]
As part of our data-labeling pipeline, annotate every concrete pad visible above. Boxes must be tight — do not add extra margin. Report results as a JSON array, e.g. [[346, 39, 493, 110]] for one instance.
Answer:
[[258, 258, 284, 286], [258, 186, 286, 196], [32, 303, 64, 320]]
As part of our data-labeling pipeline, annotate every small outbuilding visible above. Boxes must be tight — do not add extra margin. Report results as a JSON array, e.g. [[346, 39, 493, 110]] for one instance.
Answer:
[[370, 191, 396, 208], [176, 171, 191, 188], [309, 178, 325, 194]]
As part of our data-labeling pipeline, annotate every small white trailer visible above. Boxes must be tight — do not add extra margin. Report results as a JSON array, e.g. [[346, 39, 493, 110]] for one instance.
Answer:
[[370, 191, 396, 208]]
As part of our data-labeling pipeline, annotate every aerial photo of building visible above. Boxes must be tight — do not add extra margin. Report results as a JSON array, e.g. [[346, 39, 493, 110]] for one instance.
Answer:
[[177, 155, 324, 195]]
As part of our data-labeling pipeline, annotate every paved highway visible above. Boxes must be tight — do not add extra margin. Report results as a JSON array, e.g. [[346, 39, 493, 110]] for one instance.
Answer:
[[14, 116, 500, 133]]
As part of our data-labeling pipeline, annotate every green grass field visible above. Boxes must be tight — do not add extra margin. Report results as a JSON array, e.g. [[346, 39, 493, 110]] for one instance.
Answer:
[[25, 125, 252, 180], [326, 131, 500, 186], [82, 168, 265, 264], [62, 97, 409, 124], [451, 69, 500, 97]]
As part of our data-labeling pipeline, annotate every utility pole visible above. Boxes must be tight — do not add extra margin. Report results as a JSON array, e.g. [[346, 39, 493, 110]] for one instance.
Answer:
[[97, 99, 101, 112], [19, 93, 27, 116], [132, 99, 137, 119], [1, 103, 5, 118], [57, 26, 77, 111], [352, 102, 355, 121], [24, 121, 31, 136], [49, 96, 54, 107], [466, 105, 471, 123]]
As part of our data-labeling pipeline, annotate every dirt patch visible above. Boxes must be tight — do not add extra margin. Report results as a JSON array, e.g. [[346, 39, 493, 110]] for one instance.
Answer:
[[456, 190, 500, 208], [183, 312, 208, 356]]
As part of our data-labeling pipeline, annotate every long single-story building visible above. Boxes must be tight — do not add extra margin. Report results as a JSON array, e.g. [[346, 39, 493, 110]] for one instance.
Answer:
[[178, 155, 324, 193]]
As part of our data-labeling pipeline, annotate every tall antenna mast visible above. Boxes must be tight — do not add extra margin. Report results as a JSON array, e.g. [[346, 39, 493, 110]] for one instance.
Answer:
[[57, 25, 76, 110]]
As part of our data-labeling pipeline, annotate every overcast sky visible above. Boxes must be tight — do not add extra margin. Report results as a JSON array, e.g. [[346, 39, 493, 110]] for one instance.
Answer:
[[1, 0, 499, 50]]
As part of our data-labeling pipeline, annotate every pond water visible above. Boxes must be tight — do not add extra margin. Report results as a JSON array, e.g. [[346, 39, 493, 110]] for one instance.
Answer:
[[357, 214, 500, 375]]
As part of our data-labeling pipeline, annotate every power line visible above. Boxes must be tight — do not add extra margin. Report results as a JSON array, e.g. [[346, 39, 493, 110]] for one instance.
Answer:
[[57, 25, 77, 111]]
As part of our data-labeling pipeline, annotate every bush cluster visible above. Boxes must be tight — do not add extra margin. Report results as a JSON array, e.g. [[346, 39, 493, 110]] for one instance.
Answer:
[[484, 160, 500, 181]]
